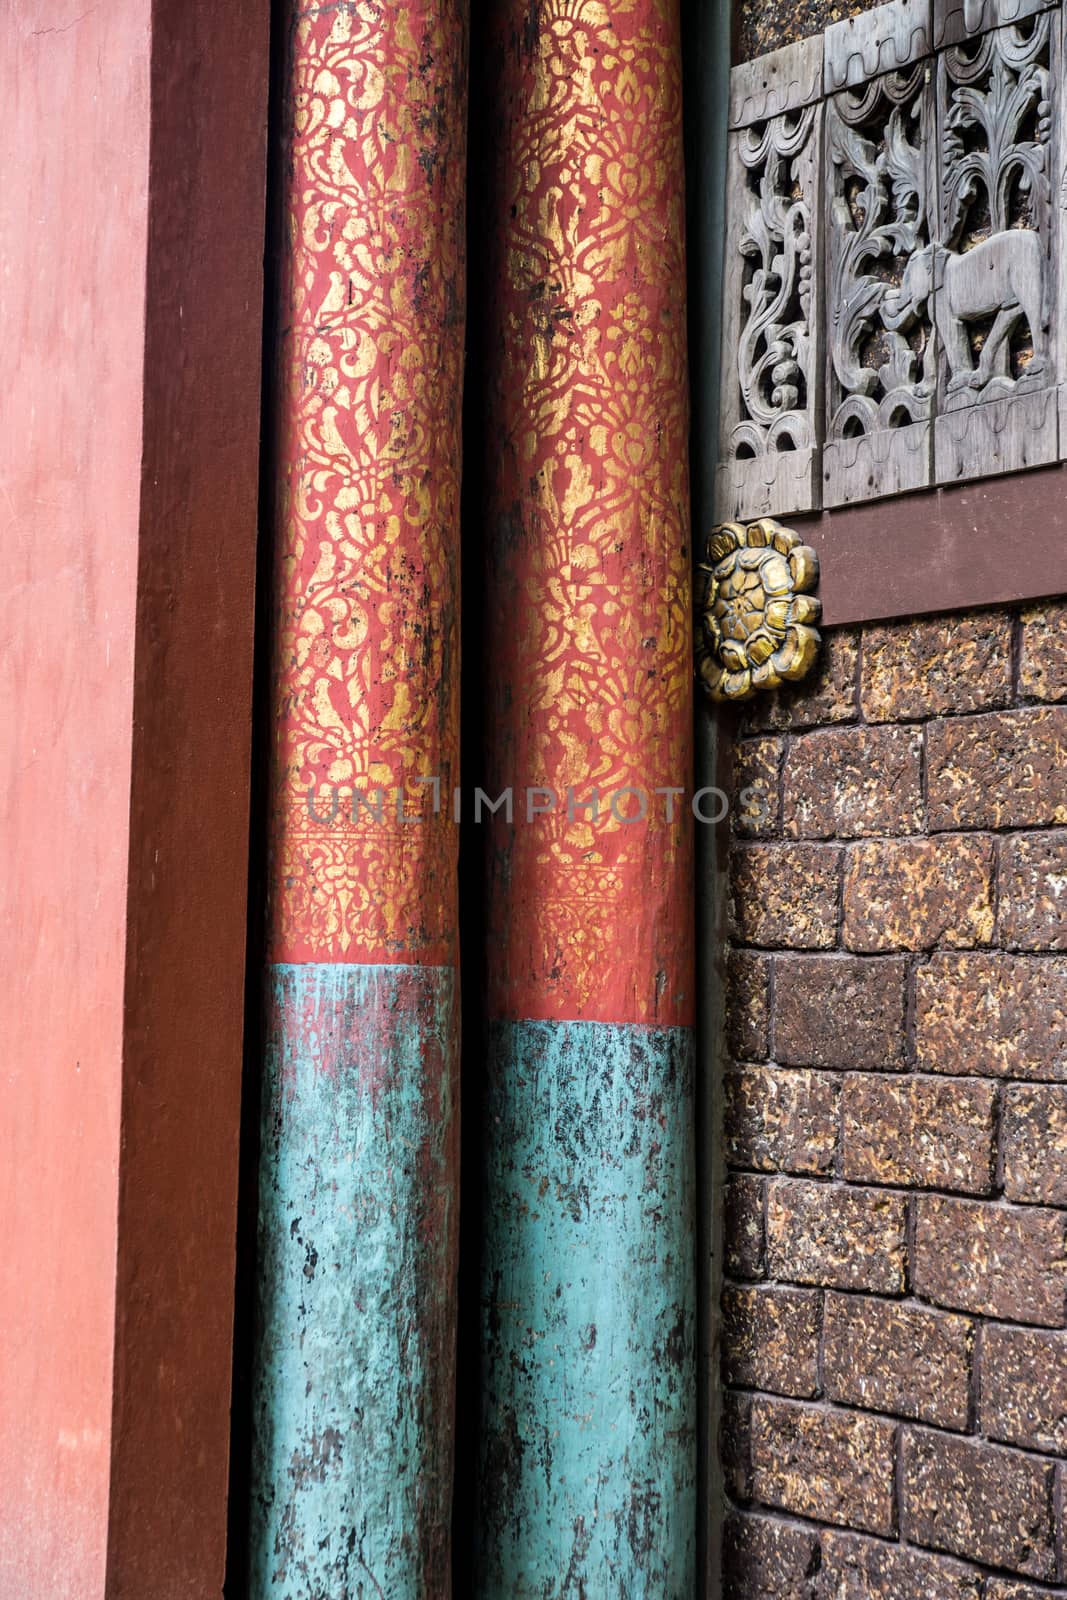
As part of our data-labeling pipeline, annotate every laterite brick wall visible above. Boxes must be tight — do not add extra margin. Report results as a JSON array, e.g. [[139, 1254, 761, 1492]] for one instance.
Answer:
[[721, 603, 1067, 1597]]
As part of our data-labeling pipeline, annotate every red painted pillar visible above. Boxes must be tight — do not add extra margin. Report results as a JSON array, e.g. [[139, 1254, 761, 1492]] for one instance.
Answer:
[[249, 3, 468, 1594], [472, 0, 697, 1588]]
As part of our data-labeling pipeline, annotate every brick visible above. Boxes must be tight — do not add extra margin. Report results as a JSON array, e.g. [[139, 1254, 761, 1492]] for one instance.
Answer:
[[729, 843, 840, 949], [1000, 832, 1067, 951], [725, 1067, 838, 1175], [740, 627, 859, 735], [914, 1196, 1067, 1326], [822, 1293, 974, 1429], [1019, 600, 1067, 703], [902, 1428, 1056, 1577], [841, 1074, 996, 1194], [734, 737, 781, 838], [1003, 1085, 1067, 1205], [842, 835, 995, 953], [927, 707, 1067, 831], [862, 612, 1013, 723], [723, 1510, 819, 1600], [916, 953, 1067, 1080], [775, 955, 906, 1070], [767, 1179, 906, 1293], [726, 949, 771, 1062], [784, 724, 923, 839], [722, 1285, 821, 1397], [724, 1174, 765, 1279], [816, 1529, 982, 1600], [721, 1389, 753, 1501], [750, 1398, 897, 1535], [982, 1325, 1067, 1454], [986, 1583, 1063, 1600]]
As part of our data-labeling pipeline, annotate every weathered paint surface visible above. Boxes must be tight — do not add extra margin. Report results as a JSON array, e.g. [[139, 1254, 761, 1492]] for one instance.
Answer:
[[252, 963, 458, 1597], [477, 1020, 697, 1597], [252, 0, 467, 1588]]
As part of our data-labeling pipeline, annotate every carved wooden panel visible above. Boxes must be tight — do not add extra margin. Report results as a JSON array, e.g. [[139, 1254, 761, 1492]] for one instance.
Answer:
[[824, 66, 937, 505], [933, 11, 1059, 480], [729, 33, 824, 127], [718, 39, 824, 521], [934, 0, 1055, 51], [825, 0, 933, 91], [719, 0, 1067, 519]]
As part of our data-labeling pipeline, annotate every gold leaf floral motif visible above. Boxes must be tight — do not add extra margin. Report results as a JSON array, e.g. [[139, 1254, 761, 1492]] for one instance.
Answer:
[[267, 0, 465, 966], [696, 519, 821, 701], [480, 0, 694, 1025]]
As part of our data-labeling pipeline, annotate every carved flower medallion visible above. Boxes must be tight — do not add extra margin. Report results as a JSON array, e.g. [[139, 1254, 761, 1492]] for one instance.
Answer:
[[696, 518, 821, 701]]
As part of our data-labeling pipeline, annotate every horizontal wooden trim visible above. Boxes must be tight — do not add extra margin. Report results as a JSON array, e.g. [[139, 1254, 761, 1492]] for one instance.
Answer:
[[790, 461, 1067, 626]]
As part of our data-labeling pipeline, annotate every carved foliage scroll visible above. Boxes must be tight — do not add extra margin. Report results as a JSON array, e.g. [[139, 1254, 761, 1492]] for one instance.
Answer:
[[824, 66, 936, 504], [719, 36, 824, 520], [717, 0, 1067, 518]]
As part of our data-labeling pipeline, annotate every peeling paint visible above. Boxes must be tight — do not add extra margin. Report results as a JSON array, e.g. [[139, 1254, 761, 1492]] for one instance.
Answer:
[[250, 964, 458, 1598], [475, 1019, 697, 1598]]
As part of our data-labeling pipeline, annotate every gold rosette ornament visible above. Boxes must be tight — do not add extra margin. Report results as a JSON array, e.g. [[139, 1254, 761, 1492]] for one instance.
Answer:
[[696, 519, 821, 701]]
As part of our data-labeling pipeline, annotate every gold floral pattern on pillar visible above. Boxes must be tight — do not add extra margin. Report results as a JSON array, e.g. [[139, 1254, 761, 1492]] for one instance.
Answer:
[[479, 0, 692, 1022], [696, 519, 821, 701], [267, 4, 466, 964]]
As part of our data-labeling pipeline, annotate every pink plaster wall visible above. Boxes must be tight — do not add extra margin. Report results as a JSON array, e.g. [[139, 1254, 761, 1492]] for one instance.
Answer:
[[0, 3, 150, 1595]]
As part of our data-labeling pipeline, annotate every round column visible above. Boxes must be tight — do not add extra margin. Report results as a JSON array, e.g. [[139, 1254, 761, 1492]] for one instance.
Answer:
[[474, 0, 697, 1589], [249, 4, 467, 1594]]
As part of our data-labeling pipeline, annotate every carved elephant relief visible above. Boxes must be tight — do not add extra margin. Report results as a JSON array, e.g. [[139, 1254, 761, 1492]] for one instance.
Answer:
[[882, 231, 1049, 398]]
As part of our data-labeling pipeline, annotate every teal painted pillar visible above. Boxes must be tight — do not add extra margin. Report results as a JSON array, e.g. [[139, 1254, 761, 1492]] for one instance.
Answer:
[[254, 967, 458, 1592], [248, 0, 467, 1593], [472, 0, 697, 1588], [479, 1022, 696, 1593]]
